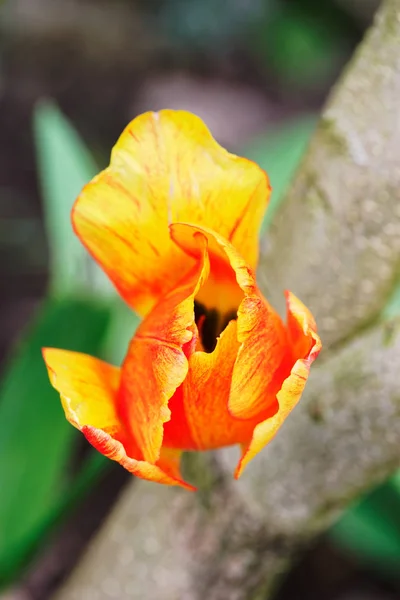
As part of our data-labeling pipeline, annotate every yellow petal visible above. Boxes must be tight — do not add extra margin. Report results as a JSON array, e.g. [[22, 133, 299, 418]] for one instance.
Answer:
[[73, 110, 270, 316], [42, 348, 121, 435], [42, 348, 193, 489]]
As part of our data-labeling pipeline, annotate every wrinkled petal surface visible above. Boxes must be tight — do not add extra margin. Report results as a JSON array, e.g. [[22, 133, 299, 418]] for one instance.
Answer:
[[42, 348, 193, 489], [73, 110, 270, 316], [234, 292, 321, 478]]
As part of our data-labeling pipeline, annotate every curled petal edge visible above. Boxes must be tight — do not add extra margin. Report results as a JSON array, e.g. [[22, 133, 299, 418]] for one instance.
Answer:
[[83, 426, 195, 490], [42, 348, 194, 490], [234, 295, 321, 478]]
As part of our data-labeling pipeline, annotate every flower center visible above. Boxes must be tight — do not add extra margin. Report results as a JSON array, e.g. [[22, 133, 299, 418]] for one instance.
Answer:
[[194, 300, 237, 353]]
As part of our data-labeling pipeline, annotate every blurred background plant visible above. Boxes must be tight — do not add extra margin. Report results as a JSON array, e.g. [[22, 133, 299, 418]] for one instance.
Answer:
[[0, 1, 399, 599]]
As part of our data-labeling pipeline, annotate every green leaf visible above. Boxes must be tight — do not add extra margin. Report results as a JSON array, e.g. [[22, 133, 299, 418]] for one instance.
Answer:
[[12, 450, 111, 579], [330, 475, 400, 579], [0, 298, 110, 584], [33, 100, 102, 297], [242, 115, 316, 232]]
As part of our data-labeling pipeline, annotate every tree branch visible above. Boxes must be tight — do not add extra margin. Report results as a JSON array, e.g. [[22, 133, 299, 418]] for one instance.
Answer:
[[55, 320, 400, 600], [54, 1, 400, 598], [259, 0, 400, 349]]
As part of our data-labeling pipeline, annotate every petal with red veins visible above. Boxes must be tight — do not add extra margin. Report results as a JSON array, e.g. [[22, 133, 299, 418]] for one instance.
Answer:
[[42, 348, 193, 489], [73, 110, 270, 317], [118, 233, 209, 464], [234, 293, 321, 478], [83, 426, 194, 490]]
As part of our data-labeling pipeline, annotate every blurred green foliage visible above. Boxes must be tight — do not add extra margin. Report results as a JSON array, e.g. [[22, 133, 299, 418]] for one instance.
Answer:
[[33, 102, 115, 301], [156, 0, 355, 96], [157, 0, 270, 50], [0, 298, 110, 583], [248, 2, 353, 90], [34, 101, 98, 298], [0, 102, 137, 587], [331, 473, 400, 579]]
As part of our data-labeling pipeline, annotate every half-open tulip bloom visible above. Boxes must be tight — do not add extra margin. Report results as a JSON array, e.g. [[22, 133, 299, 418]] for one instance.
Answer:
[[43, 110, 321, 490]]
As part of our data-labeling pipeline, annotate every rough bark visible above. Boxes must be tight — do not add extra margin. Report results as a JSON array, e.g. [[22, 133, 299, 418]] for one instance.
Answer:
[[54, 1, 400, 599], [259, 0, 400, 349]]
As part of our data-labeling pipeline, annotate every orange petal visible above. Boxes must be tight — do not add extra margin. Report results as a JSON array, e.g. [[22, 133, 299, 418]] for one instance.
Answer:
[[118, 234, 209, 464], [164, 321, 269, 451], [171, 223, 290, 421], [285, 290, 320, 358], [229, 295, 292, 420], [234, 292, 321, 478], [73, 110, 270, 316], [83, 426, 194, 490], [42, 348, 193, 489]]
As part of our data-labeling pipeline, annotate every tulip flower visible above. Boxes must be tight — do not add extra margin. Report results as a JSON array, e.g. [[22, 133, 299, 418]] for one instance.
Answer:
[[43, 110, 321, 490]]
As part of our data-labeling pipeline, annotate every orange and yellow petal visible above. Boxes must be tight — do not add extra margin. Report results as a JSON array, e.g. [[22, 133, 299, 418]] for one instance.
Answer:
[[229, 295, 292, 420], [285, 290, 320, 360], [164, 320, 269, 451], [171, 222, 290, 422], [117, 234, 209, 464], [42, 348, 192, 489], [73, 110, 270, 317], [83, 426, 194, 490], [234, 292, 321, 478], [42, 348, 121, 436]]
